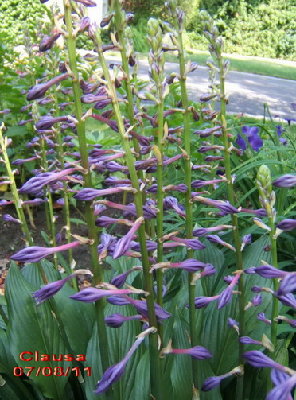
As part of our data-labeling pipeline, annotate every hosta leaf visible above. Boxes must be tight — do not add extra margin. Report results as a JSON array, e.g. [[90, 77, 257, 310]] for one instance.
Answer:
[[5, 263, 69, 399], [22, 260, 95, 356]]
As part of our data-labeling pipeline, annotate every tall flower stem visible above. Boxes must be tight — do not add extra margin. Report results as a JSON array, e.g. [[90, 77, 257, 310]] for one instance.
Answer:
[[40, 137, 58, 269], [63, 0, 110, 379], [269, 217, 279, 351], [176, 27, 198, 390], [92, 27, 162, 400], [217, 55, 245, 400]]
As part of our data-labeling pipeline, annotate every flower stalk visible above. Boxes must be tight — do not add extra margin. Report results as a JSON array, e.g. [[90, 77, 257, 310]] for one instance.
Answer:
[[63, 0, 110, 379], [91, 26, 162, 399], [201, 11, 245, 399]]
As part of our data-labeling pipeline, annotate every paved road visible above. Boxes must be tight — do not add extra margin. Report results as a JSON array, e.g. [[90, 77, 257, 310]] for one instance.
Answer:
[[108, 56, 296, 119]]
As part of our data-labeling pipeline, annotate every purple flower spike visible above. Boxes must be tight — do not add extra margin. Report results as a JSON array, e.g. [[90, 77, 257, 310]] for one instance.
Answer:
[[10, 241, 81, 263], [104, 313, 142, 328], [33, 274, 75, 304], [277, 219, 296, 231], [243, 351, 284, 370], [273, 174, 296, 188], [266, 374, 296, 400], [26, 74, 69, 101], [278, 273, 296, 295], [95, 328, 155, 394], [171, 346, 212, 359], [240, 336, 262, 345], [112, 217, 143, 259]]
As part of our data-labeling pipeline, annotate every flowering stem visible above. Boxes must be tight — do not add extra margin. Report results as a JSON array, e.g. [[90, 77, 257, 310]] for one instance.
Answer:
[[269, 217, 279, 352], [40, 137, 58, 269], [218, 55, 245, 399], [92, 28, 162, 399], [176, 29, 198, 390], [63, 0, 110, 380]]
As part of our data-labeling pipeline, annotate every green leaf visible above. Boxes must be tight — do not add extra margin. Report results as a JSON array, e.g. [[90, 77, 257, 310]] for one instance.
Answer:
[[5, 263, 69, 399]]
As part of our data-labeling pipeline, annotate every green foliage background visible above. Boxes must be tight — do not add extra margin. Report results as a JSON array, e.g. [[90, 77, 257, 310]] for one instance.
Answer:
[[128, 0, 296, 60], [0, 0, 46, 43]]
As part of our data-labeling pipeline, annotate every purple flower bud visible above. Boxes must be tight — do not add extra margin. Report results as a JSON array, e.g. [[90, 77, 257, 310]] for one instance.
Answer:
[[277, 272, 296, 295], [163, 196, 185, 217], [70, 288, 140, 303], [104, 313, 142, 328], [240, 336, 262, 345], [110, 267, 141, 288], [257, 312, 271, 325], [191, 179, 224, 188], [127, 298, 171, 322], [39, 31, 61, 52], [0, 108, 11, 115], [194, 295, 219, 309], [19, 168, 76, 195], [26, 74, 69, 101], [131, 240, 157, 252], [171, 346, 212, 359], [241, 208, 267, 217], [276, 292, 296, 308], [11, 241, 81, 263], [254, 265, 287, 279], [271, 368, 290, 386], [170, 236, 206, 250], [112, 217, 143, 259], [193, 225, 231, 236], [242, 234, 252, 245], [202, 375, 228, 391], [107, 296, 131, 306], [228, 318, 239, 332], [35, 116, 69, 130], [94, 329, 153, 394], [33, 274, 75, 304], [251, 294, 262, 306], [277, 219, 296, 231], [206, 235, 235, 251], [2, 214, 20, 224], [273, 174, 296, 188], [193, 126, 222, 137], [243, 351, 285, 370], [252, 286, 264, 293], [266, 374, 296, 400], [12, 156, 38, 165], [75, 187, 128, 201], [78, 16, 91, 32], [193, 196, 240, 214]]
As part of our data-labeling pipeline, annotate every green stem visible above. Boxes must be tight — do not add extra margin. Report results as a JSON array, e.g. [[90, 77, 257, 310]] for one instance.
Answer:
[[176, 29, 198, 390], [93, 29, 162, 400], [217, 56, 244, 400], [269, 217, 279, 352], [63, 0, 110, 383]]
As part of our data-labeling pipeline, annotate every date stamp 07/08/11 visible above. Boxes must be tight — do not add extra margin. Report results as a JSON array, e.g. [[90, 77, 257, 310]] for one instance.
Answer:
[[13, 352, 92, 377]]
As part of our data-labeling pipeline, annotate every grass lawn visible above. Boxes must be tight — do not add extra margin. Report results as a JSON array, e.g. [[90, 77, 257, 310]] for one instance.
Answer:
[[162, 50, 296, 81]]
